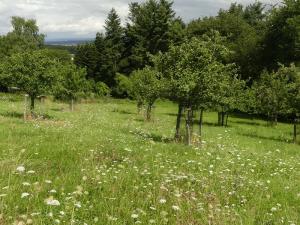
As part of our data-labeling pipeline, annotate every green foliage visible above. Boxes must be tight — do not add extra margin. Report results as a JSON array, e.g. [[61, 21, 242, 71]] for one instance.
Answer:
[[187, 3, 266, 81], [74, 43, 98, 80], [251, 64, 298, 121], [154, 32, 234, 109], [2, 50, 58, 98], [102, 8, 125, 87], [53, 64, 88, 102], [125, 0, 179, 71], [0, 17, 44, 58], [43, 49, 72, 64], [263, 0, 300, 70], [93, 81, 111, 97], [114, 73, 132, 97], [129, 67, 161, 105]]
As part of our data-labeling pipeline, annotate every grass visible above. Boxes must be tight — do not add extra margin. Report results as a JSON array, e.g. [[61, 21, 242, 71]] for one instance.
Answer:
[[0, 94, 299, 225]]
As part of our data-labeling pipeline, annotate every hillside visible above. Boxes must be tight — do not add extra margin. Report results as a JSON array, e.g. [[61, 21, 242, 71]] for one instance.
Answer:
[[0, 95, 299, 224]]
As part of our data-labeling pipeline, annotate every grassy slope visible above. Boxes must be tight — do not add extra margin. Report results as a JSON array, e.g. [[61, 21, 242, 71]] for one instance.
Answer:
[[0, 95, 299, 225]]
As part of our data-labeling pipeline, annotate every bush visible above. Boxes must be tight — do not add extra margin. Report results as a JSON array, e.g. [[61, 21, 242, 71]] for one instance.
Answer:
[[93, 82, 111, 97]]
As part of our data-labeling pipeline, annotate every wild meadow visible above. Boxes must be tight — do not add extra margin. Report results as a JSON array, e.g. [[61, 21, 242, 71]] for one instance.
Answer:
[[0, 95, 299, 225]]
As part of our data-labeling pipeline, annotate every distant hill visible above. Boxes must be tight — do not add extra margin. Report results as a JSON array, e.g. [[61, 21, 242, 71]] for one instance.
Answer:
[[45, 38, 94, 46]]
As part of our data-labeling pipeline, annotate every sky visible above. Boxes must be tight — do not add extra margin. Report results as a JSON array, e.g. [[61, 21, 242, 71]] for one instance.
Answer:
[[0, 0, 280, 41]]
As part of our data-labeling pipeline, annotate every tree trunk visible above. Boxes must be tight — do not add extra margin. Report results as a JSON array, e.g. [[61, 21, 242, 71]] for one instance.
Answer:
[[218, 112, 222, 126], [225, 113, 229, 127], [146, 103, 152, 121], [293, 118, 297, 144], [199, 109, 204, 137], [175, 104, 183, 141], [186, 108, 193, 146], [221, 112, 225, 126], [30, 95, 35, 117], [70, 99, 74, 111], [274, 114, 278, 125], [24, 95, 28, 120], [137, 101, 143, 114]]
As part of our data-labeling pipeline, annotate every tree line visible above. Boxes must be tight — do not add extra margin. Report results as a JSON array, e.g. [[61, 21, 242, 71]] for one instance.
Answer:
[[0, 0, 299, 145]]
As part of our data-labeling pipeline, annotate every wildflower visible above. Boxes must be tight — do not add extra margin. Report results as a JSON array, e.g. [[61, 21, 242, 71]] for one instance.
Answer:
[[131, 214, 139, 219], [75, 202, 81, 208], [172, 205, 180, 211], [21, 193, 30, 198], [271, 207, 277, 212], [16, 166, 25, 173], [45, 197, 60, 206], [159, 198, 166, 204], [27, 170, 35, 174]]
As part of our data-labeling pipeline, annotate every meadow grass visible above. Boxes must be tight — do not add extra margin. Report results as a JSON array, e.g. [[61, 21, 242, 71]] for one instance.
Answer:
[[0, 94, 299, 225]]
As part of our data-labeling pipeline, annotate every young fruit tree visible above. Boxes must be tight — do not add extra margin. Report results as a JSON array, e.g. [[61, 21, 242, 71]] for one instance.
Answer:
[[129, 67, 162, 120], [281, 64, 300, 143], [212, 67, 245, 127], [53, 63, 88, 111], [2, 49, 59, 117], [252, 67, 290, 125], [154, 33, 236, 145]]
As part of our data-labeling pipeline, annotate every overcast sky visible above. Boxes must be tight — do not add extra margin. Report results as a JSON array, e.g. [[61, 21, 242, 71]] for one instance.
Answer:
[[0, 0, 280, 40]]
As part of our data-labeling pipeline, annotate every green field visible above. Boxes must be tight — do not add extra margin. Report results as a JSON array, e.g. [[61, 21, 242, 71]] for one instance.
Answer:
[[0, 95, 299, 225]]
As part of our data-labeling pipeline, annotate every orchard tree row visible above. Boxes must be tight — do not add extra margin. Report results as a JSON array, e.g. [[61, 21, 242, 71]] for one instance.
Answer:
[[124, 33, 300, 145], [0, 17, 110, 117], [74, 0, 299, 93]]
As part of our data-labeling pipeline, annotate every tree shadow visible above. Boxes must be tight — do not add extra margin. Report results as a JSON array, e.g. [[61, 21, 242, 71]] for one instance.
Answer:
[[164, 113, 178, 117], [231, 120, 269, 127], [113, 109, 135, 115], [133, 131, 174, 143], [0, 111, 54, 120], [238, 132, 291, 143], [51, 107, 64, 112], [0, 111, 23, 119]]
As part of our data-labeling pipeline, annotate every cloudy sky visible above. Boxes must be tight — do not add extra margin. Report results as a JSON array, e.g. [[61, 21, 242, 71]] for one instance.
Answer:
[[0, 0, 280, 40]]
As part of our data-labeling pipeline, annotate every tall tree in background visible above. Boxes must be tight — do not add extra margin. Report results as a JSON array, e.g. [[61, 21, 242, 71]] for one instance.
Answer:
[[187, 2, 266, 81], [0, 17, 44, 58], [102, 8, 125, 87], [263, 0, 300, 70], [74, 43, 98, 80], [125, 0, 182, 72]]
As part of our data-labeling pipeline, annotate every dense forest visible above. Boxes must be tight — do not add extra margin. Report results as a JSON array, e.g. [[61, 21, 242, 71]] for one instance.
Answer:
[[0, 0, 299, 144]]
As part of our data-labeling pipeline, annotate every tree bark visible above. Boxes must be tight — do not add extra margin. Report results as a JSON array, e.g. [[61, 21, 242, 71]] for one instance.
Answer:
[[293, 118, 297, 144], [225, 113, 229, 127], [199, 109, 204, 137], [70, 99, 74, 111], [175, 104, 183, 141], [30, 95, 35, 117], [222, 112, 225, 126], [218, 112, 222, 126], [186, 108, 193, 145], [146, 103, 152, 121]]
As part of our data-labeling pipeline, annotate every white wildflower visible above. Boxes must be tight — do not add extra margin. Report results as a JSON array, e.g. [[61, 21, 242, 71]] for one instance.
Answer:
[[16, 166, 25, 173], [131, 214, 139, 219], [45, 197, 60, 206], [172, 205, 180, 211], [21, 193, 30, 198], [159, 199, 166, 204]]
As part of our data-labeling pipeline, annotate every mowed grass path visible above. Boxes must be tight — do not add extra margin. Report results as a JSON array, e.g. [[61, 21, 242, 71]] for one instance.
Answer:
[[0, 95, 299, 225]]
